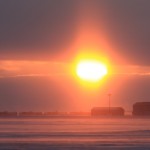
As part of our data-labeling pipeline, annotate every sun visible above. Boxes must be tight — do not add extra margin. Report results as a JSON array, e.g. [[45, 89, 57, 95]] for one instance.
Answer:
[[76, 60, 108, 82]]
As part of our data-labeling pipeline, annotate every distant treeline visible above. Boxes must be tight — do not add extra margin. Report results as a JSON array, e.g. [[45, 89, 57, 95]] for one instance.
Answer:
[[0, 111, 90, 117]]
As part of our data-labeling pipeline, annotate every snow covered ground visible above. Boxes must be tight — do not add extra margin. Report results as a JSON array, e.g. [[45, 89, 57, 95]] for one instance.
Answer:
[[0, 117, 149, 149]]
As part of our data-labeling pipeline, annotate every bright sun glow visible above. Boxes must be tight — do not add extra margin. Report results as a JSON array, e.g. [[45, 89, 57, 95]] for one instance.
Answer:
[[76, 60, 108, 82]]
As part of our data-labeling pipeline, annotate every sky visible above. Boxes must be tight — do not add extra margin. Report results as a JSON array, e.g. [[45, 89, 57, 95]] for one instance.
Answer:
[[0, 0, 150, 112]]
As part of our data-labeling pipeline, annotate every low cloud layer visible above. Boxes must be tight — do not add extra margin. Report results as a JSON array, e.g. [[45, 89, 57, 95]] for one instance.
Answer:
[[0, 61, 150, 78]]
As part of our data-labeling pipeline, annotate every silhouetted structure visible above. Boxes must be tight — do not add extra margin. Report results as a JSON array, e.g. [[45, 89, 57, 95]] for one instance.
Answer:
[[69, 112, 90, 116], [19, 112, 43, 116], [133, 102, 150, 116], [0, 111, 18, 116], [44, 111, 67, 116], [91, 107, 125, 116], [43, 112, 90, 116]]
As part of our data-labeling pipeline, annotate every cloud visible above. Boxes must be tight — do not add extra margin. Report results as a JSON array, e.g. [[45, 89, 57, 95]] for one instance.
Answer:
[[0, 69, 150, 111], [0, 0, 149, 65], [94, 0, 150, 65], [0, 76, 73, 111], [0, 61, 70, 78], [0, 60, 150, 78], [0, 0, 78, 60], [113, 65, 150, 76]]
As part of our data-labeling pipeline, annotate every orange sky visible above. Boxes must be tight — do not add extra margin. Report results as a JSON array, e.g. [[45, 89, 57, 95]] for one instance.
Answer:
[[0, 1, 150, 111]]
